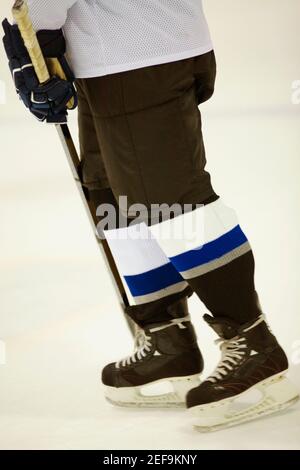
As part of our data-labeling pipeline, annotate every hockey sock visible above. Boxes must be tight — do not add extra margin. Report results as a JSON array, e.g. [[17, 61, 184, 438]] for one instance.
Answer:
[[89, 188, 192, 326], [104, 222, 190, 305], [150, 199, 262, 324]]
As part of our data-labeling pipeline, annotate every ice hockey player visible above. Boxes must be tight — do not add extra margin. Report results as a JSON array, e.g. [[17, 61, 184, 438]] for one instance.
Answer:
[[3, 0, 298, 431]]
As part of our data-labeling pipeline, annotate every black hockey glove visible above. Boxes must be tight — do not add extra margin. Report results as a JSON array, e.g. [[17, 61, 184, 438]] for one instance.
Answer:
[[2, 19, 77, 123]]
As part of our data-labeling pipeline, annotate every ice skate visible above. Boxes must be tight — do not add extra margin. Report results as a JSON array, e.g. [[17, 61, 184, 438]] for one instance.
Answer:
[[102, 316, 203, 408], [187, 314, 299, 431]]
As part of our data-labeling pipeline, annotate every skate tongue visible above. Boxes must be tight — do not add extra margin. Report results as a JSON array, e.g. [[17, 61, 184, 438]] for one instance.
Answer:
[[203, 314, 238, 340]]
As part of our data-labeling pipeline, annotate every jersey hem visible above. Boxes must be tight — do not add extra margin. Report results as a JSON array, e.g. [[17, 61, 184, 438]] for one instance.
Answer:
[[73, 43, 214, 79]]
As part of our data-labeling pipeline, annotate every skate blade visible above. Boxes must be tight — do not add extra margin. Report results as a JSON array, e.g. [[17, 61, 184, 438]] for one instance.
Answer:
[[104, 374, 201, 408], [190, 372, 299, 432]]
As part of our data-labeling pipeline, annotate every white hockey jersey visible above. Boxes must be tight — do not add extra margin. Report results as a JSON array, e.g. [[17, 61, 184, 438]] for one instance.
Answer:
[[27, 0, 213, 79]]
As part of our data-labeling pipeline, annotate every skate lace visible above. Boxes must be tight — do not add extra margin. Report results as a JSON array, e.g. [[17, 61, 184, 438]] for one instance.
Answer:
[[115, 315, 190, 369], [116, 330, 152, 368], [207, 314, 266, 383], [207, 337, 247, 383]]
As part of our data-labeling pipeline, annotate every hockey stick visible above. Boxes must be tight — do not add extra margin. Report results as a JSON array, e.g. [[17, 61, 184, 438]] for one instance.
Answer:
[[11, 0, 136, 336]]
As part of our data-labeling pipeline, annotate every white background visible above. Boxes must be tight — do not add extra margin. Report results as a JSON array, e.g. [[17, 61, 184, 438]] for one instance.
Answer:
[[0, 0, 300, 450]]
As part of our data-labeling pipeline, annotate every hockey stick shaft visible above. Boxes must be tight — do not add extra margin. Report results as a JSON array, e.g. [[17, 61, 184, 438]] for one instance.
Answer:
[[12, 0, 136, 335], [55, 124, 131, 311]]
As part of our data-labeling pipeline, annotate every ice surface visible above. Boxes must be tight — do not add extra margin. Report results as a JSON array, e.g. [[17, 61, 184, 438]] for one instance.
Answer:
[[0, 111, 300, 449]]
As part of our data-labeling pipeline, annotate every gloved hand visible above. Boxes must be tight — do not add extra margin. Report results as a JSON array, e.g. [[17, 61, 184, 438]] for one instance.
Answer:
[[2, 19, 77, 123]]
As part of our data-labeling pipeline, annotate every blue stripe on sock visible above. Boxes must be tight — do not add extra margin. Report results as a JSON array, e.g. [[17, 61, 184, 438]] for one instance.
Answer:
[[124, 263, 184, 297], [170, 225, 248, 273]]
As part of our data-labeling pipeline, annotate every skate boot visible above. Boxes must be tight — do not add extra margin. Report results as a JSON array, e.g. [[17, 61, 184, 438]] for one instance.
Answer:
[[187, 314, 299, 431], [102, 315, 203, 407]]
